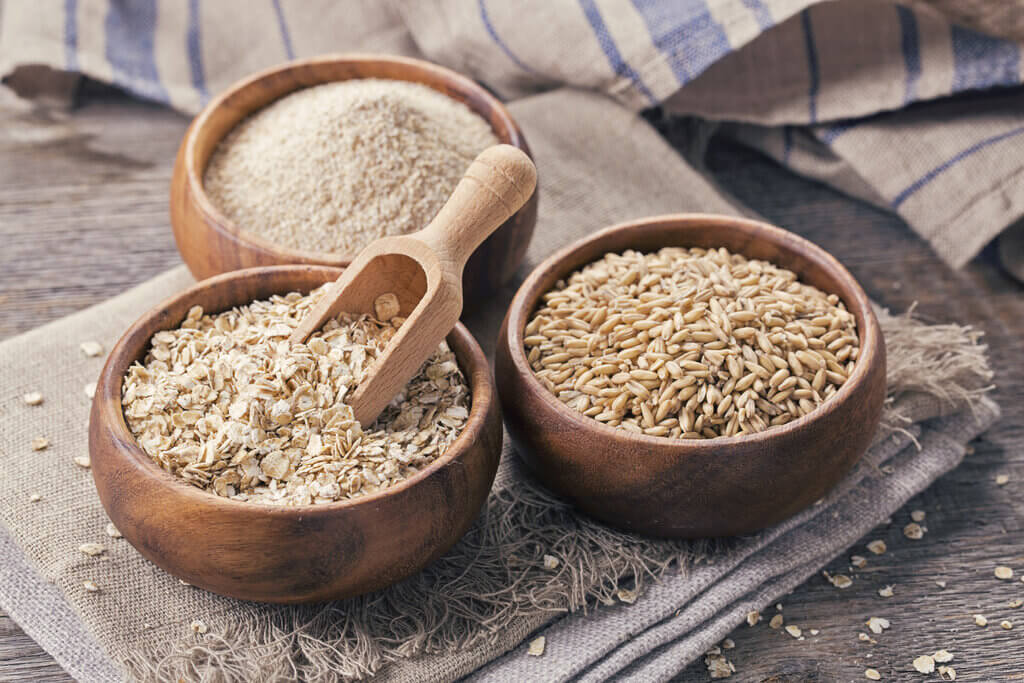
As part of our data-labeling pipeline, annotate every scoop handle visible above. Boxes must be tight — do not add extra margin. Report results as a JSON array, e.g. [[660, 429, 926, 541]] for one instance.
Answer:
[[416, 144, 537, 269]]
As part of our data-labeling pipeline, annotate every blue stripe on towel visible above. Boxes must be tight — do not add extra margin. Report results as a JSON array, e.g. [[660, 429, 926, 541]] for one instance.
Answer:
[[819, 120, 856, 145], [478, 0, 541, 75], [896, 6, 921, 104], [104, 0, 170, 104], [271, 0, 295, 60], [740, 0, 773, 30], [63, 0, 78, 70], [951, 26, 1020, 92], [187, 0, 208, 103], [890, 125, 1024, 208], [578, 0, 657, 104], [630, 0, 731, 85], [800, 9, 819, 124]]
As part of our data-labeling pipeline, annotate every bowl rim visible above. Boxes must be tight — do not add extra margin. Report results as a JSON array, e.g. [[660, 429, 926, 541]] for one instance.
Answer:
[[182, 53, 531, 264], [93, 264, 496, 516], [503, 213, 884, 451]]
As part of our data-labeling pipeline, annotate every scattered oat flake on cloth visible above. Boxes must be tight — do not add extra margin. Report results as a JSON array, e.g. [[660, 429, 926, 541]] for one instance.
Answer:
[[974, 614, 988, 626], [82, 580, 99, 593], [616, 588, 638, 604], [769, 614, 784, 629], [190, 620, 208, 635], [995, 566, 1014, 580], [30, 437, 49, 451], [859, 632, 878, 644], [866, 617, 890, 634], [910, 510, 926, 522], [936, 580, 948, 588], [746, 610, 760, 626], [865, 668, 881, 680], [80, 341, 104, 357], [1010, 599, 1023, 608], [851, 555, 867, 568], [933, 650, 954, 663], [878, 585, 894, 598], [867, 540, 887, 554], [938, 665, 957, 681], [995, 474, 1009, 485], [84, 382, 96, 398], [527, 636, 545, 657], [78, 543, 104, 557], [1001, 620, 1013, 630], [73, 456, 90, 469], [28, 493, 41, 503], [721, 638, 735, 650], [913, 654, 935, 674], [785, 625, 802, 638], [104, 522, 122, 539], [22, 391, 43, 405], [542, 554, 559, 570]]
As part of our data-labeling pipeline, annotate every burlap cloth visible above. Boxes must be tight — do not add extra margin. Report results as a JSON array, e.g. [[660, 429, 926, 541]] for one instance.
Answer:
[[0, 86, 1000, 681]]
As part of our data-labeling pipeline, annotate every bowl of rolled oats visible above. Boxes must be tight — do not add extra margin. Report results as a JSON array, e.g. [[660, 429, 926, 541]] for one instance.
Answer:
[[496, 214, 886, 539], [88, 265, 502, 602]]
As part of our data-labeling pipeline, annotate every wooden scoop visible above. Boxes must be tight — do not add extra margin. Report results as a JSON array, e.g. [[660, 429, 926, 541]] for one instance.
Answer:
[[289, 144, 537, 427]]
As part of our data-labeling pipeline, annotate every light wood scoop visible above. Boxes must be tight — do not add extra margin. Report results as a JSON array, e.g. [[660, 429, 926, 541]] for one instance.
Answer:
[[289, 144, 538, 427]]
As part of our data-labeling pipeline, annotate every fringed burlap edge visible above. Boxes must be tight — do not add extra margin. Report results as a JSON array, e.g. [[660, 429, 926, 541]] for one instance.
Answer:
[[126, 307, 995, 682]]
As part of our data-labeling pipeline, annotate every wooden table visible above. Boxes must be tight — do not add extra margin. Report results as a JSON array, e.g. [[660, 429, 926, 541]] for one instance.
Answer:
[[1, 84, 1021, 682]]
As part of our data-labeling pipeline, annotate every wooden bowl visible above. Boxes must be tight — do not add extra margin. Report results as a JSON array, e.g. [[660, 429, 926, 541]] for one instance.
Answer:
[[88, 265, 503, 603], [495, 214, 886, 539], [169, 54, 538, 313]]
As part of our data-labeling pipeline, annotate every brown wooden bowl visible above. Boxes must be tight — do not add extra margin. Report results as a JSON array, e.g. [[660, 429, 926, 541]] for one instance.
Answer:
[[495, 214, 886, 539], [88, 265, 502, 603], [169, 54, 538, 313]]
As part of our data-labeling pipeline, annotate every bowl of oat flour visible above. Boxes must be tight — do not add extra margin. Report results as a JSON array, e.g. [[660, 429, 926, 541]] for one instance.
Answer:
[[170, 55, 538, 312]]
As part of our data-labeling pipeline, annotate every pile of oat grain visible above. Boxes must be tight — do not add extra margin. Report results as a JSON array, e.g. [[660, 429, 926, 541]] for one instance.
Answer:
[[122, 285, 470, 505], [525, 246, 859, 439], [203, 78, 499, 255]]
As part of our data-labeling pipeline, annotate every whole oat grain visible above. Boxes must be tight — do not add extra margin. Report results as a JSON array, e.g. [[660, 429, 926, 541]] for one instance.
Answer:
[[524, 247, 859, 439], [121, 285, 470, 506], [203, 79, 499, 255]]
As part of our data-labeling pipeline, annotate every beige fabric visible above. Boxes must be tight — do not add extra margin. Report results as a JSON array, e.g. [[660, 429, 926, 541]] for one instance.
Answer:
[[3, 0, 1023, 268], [723, 87, 1024, 268], [0, 86, 1000, 682]]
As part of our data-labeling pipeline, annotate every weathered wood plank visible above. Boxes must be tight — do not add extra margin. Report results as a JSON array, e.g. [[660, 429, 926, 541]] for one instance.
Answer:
[[1, 87, 1022, 683], [0, 615, 71, 682]]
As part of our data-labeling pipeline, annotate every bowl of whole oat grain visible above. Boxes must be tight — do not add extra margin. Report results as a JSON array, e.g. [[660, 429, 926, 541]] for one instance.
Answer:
[[169, 54, 538, 313], [496, 214, 886, 539], [88, 265, 503, 603]]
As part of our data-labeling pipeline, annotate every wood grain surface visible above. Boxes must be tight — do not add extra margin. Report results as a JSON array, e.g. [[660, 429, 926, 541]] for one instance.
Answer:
[[1, 84, 1022, 681]]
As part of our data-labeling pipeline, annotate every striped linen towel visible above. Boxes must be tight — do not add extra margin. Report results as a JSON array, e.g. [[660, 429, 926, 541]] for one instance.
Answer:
[[2, 0, 1024, 265]]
